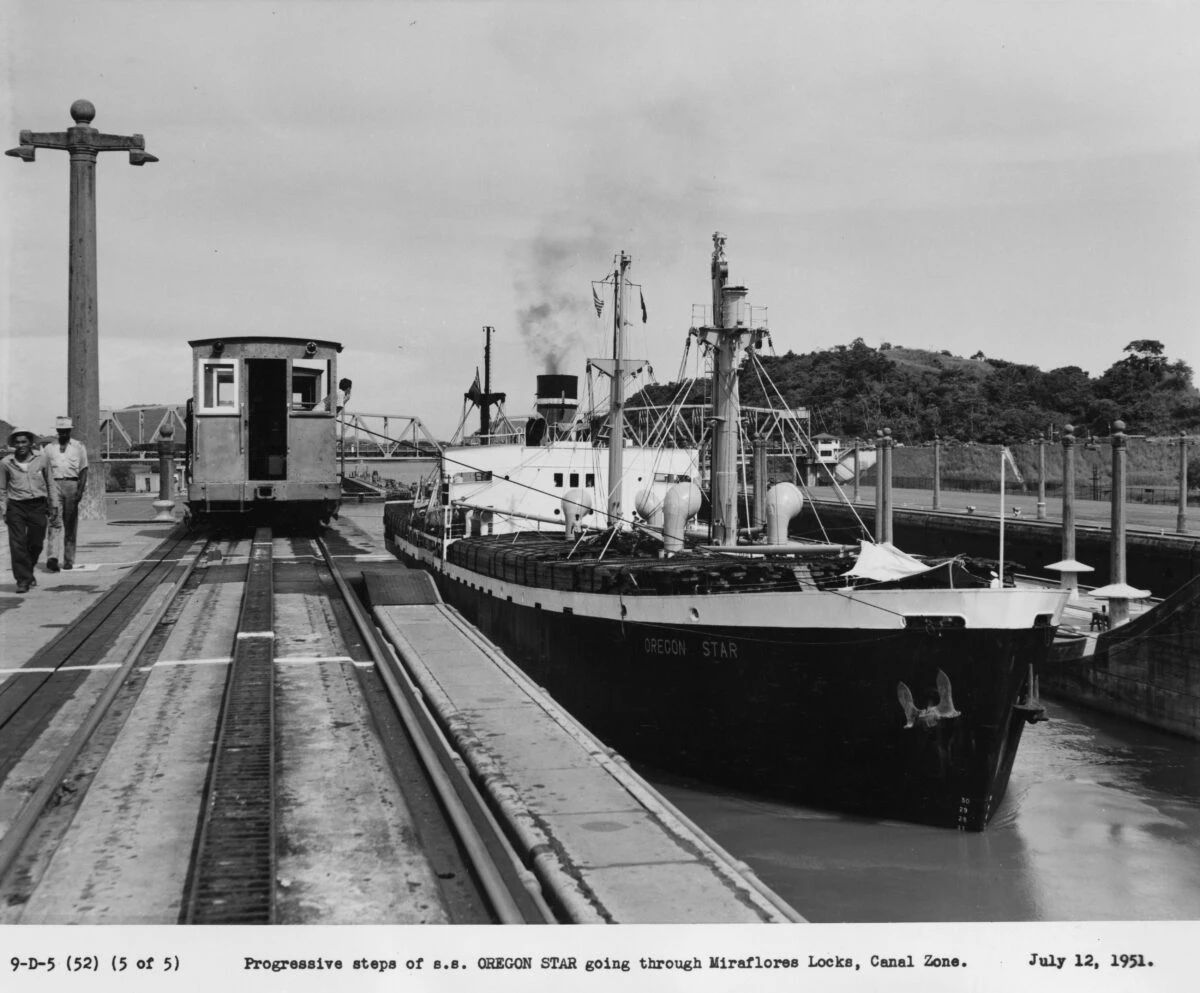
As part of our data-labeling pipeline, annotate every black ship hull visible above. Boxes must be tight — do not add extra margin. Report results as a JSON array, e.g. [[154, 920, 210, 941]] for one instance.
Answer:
[[386, 514, 1055, 831]]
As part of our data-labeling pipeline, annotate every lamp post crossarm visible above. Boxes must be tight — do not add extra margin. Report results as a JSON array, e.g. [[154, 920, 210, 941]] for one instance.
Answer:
[[15, 129, 71, 149], [7, 129, 156, 163]]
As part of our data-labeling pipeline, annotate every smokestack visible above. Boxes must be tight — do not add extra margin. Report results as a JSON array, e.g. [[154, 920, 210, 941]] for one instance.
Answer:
[[535, 374, 579, 428]]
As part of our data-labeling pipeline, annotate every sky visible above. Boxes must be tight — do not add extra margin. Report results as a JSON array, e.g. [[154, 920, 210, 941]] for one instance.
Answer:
[[2, 0, 1198, 440]]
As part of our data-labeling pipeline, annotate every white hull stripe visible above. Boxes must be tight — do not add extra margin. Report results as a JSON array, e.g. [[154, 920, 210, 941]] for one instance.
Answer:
[[394, 536, 1068, 630]]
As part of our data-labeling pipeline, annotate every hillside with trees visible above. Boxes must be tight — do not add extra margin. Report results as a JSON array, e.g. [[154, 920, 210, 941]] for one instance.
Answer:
[[637, 338, 1200, 444]]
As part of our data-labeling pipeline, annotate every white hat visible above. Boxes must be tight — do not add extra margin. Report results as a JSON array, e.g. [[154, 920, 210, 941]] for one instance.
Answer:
[[55, 416, 73, 430]]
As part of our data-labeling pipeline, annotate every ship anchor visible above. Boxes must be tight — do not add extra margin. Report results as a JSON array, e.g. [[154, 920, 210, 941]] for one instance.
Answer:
[[897, 669, 961, 728], [1013, 663, 1048, 724]]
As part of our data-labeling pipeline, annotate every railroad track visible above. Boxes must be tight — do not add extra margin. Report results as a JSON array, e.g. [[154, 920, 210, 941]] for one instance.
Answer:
[[0, 527, 551, 924]]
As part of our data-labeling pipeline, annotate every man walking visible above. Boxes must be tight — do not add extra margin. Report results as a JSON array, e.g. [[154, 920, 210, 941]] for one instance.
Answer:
[[43, 416, 89, 571], [1, 429, 61, 593]]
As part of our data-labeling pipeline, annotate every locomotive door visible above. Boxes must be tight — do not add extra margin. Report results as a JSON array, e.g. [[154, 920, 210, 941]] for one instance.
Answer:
[[246, 359, 287, 480]]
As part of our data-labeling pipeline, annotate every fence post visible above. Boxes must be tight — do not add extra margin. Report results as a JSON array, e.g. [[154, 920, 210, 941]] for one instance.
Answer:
[[1109, 421, 1130, 627], [1179, 431, 1189, 534]]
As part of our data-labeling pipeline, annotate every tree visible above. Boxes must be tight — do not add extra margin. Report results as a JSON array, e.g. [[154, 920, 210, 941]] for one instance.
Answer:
[[1124, 339, 1166, 361]]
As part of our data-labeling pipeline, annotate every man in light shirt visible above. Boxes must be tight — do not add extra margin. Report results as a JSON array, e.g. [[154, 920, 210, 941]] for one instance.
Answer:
[[0, 429, 61, 592], [42, 416, 89, 572]]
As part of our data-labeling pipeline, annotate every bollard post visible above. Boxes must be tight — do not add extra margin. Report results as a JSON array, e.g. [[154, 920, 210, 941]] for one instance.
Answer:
[[1036, 432, 1047, 521], [1061, 424, 1077, 593], [1178, 431, 1189, 534], [932, 434, 941, 511], [153, 424, 176, 521], [878, 431, 888, 542], [882, 427, 894, 543]]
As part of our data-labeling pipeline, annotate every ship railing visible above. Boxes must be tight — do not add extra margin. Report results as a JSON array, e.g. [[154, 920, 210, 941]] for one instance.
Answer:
[[689, 303, 770, 331]]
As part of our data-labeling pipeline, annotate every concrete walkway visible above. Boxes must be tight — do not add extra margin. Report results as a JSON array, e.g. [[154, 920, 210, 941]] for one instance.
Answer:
[[0, 494, 180, 673]]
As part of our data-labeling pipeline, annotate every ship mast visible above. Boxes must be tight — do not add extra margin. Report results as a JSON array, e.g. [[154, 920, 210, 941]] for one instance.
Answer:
[[481, 325, 494, 444], [606, 251, 631, 524], [703, 232, 760, 547]]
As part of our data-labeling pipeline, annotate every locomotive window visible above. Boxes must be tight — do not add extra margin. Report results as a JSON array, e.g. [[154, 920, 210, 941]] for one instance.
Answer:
[[291, 359, 331, 412], [198, 360, 239, 413]]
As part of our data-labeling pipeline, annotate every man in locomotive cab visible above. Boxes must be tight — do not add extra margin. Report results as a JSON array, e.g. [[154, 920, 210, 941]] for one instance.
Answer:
[[324, 378, 352, 414]]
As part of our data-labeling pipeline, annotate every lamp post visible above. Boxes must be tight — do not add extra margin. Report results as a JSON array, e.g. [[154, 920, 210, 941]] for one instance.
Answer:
[[7, 100, 157, 520], [1036, 431, 1047, 521]]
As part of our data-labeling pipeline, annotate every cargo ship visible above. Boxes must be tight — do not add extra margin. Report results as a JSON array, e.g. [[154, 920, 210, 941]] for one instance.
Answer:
[[385, 233, 1068, 830]]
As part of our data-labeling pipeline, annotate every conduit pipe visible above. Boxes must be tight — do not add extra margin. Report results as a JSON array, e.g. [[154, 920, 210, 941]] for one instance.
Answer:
[[375, 611, 605, 924], [316, 541, 552, 924]]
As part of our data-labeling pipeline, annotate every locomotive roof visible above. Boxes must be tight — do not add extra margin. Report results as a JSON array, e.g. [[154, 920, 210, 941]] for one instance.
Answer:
[[188, 336, 343, 352]]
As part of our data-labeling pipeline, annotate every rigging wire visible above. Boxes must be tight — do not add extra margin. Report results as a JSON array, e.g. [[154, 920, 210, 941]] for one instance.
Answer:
[[746, 349, 874, 542]]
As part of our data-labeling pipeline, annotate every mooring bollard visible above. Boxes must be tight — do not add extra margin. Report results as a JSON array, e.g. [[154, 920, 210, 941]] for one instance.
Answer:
[[153, 423, 176, 521]]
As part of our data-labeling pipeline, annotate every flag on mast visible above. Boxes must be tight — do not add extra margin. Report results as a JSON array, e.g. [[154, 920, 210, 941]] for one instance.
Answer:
[[465, 368, 483, 404], [640, 287, 648, 323], [592, 284, 605, 317]]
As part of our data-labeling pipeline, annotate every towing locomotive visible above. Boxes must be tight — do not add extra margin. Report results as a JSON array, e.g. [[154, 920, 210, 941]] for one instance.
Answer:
[[185, 336, 343, 531]]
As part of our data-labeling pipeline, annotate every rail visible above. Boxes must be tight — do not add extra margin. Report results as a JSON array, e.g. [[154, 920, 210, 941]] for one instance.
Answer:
[[182, 528, 278, 924], [0, 535, 208, 884]]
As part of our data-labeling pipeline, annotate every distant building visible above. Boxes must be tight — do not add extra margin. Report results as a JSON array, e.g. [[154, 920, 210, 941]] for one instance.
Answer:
[[813, 432, 843, 463]]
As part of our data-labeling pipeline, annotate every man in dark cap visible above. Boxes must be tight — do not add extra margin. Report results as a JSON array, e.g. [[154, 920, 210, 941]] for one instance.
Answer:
[[1, 429, 61, 593]]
